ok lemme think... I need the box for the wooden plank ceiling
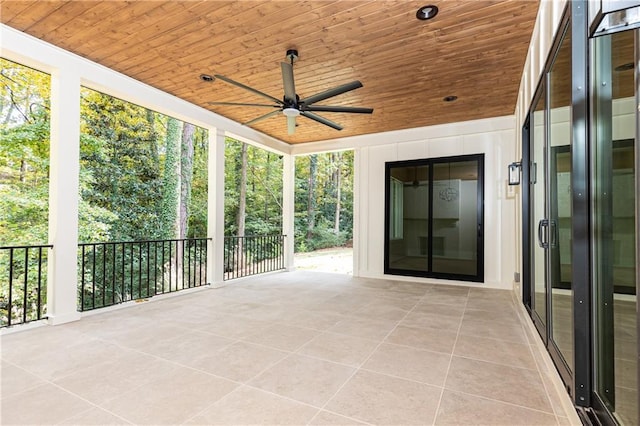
[1,1,540,144]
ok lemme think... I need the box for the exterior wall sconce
[589,0,640,37]
[508,161,522,186]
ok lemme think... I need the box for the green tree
[0,58,51,246]
[158,117,181,240]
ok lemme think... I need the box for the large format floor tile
[249,353,355,406]
[326,369,442,425]
[0,271,575,425]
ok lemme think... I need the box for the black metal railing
[1,244,52,328]
[78,238,209,312]
[223,235,285,280]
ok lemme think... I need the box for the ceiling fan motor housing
[286,49,299,62]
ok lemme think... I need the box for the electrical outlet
[514,272,521,283]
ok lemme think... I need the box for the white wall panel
[354,117,516,289]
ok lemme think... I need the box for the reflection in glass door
[592,28,638,425]
[527,18,574,386]
[384,155,484,282]
[530,83,547,337]
[548,23,574,374]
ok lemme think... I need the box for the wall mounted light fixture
[508,161,522,186]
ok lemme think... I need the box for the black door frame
[383,153,485,283]
[523,2,639,422]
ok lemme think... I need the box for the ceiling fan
[209,49,373,135]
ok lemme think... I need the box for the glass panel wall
[592,29,638,426]
[385,155,483,282]
[549,22,574,373]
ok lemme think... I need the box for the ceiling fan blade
[301,81,363,106]
[244,110,281,126]
[301,111,343,131]
[208,101,280,108]
[302,105,373,114]
[281,62,296,102]
[214,74,283,105]
[287,115,296,135]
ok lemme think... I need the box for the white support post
[208,128,226,287]
[46,69,82,325]
[352,148,361,277]
[282,153,296,271]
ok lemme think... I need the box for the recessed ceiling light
[417,5,438,21]
[200,74,215,82]
[614,62,635,72]
[443,95,458,102]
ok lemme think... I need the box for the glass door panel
[531,82,547,335]
[592,29,638,426]
[387,165,430,273]
[549,23,574,372]
[431,160,479,276]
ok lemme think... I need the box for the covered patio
[0,0,591,424]
[3,270,573,425]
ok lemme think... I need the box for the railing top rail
[224,234,286,238]
[0,244,53,250]
[78,237,212,246]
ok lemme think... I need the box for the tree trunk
[264,152,271,222]
[236,142,248,271]
[19,159,27,183]
[160,117,181,240]
[179,122,195,239]
[146,109,159,162]
[306,154,317,243]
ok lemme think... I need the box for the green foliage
[187,127,209,238]
[294,151,353,252]
[224,139,283,236]
[0,58,51,246]
[158,117,181,239]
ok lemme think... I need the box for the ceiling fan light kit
[209,49,373,135]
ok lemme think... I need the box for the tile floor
[1,271,578,425]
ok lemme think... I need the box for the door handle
[549,219,557,248]
[537,219,549,249]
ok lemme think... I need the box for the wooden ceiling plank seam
[1,0,69,30]
[93,2,226,62]
[17,1,112,40]
[1,1,39,25]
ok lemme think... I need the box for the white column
[208,128,226,286]
[46,69,82,325]
[352,148,361,277]
[282,153,296,271]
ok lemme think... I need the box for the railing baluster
[112,244,116,305]
[22,248,29,323]
[37,247,43,320]
[102,243,106,308]
[146,241,150,298]
[80,245,86,311]
[91,245,96,310]
[121,243,125,303]
[7,248,13,327]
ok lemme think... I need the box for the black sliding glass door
[384,154,484,282]
[591,28,638,426]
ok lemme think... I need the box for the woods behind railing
[78,238,209,311]
[223,235,285,280]
[0,244,52,328]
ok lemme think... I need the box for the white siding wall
[351,117,517,289]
